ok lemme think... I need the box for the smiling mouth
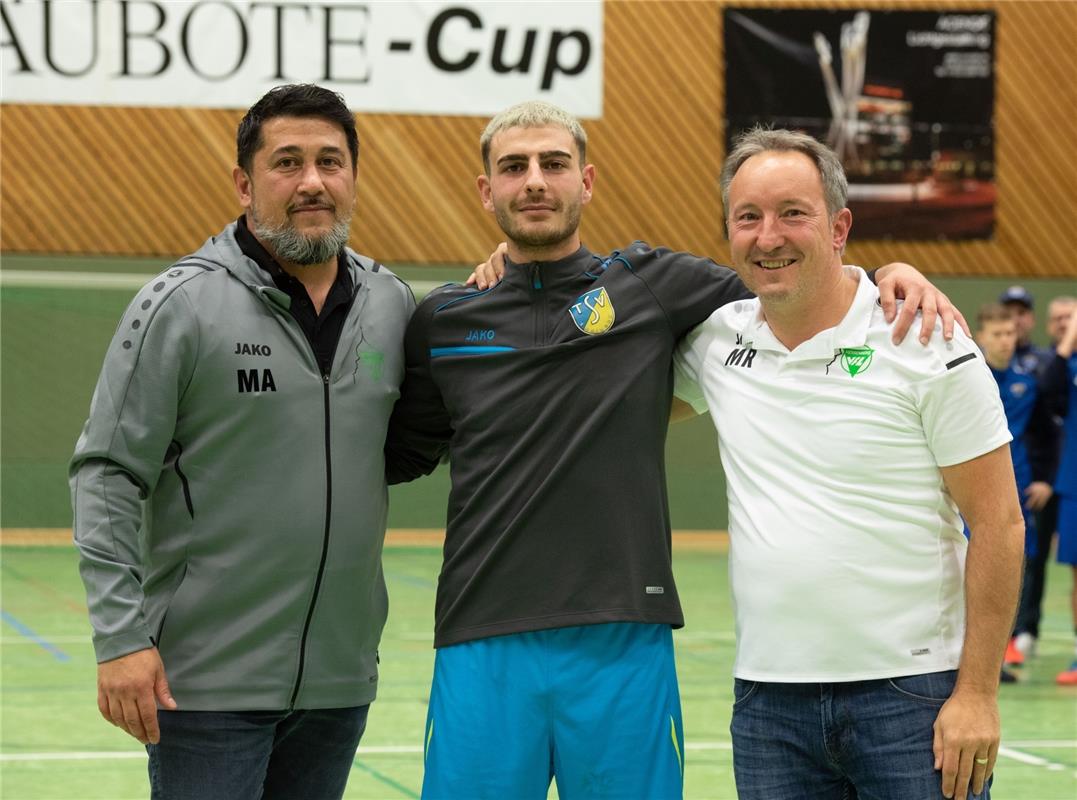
[756,258,796,270]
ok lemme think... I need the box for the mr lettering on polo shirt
[725,334,758,368]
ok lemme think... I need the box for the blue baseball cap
[999,285,1034,309]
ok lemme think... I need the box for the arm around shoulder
[384,294,452,484]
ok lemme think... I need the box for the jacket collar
[501,245,601,291]
[195,221,367,305]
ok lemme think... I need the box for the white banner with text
[0,0,603,117]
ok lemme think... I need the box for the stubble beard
[252,205,352,267]
[495,197,582,253]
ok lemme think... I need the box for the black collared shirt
[234,216,355,375]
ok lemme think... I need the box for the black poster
[724,9,995,239]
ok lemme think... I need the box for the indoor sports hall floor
[2,256,1075,798]
[2,538,1076,799]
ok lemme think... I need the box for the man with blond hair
[386,102,963,799]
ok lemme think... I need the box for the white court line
[5,741,1074,763]
[0,746,424,762]
[11,631,1073,645]
[0,270,151,290]
[0,270,444,297]
[997,745,1073,772]
[1006,741,1077,749]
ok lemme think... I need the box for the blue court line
[352,756,420,798]
[1,610,71,662]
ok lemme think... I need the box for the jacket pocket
[152,562,189,651]
[170,439,195,519]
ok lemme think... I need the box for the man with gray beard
[70,84,413,800]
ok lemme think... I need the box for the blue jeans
[146,706,368,800]
[730,671,990,800]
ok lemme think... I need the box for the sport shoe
[1004,637,1025,667]
[1000,668,1018,684]
[1057,661,1077,686]
[1014,632,1037,658]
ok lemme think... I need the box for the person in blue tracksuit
[1013,296,1075,658]
[974,303,1057,558]
[1049,305,1077,684]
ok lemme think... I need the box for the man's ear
[832,207,852,253]
[233,166,253,210]
[580,163,596,206]
[477,173,494,212]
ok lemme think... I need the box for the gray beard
[253,217,351,267]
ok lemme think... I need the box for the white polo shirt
[674,268,1010,682]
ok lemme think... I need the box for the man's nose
[523,160,547,193]
[296,162,326,195]
[756,215,785,251]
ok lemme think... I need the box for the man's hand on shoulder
[97,647,177,744]
[465,242,508,290]
[874,262,970,346]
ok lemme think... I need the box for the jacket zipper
[287,288,352,708]
[530,263,543,345]
[289,371,334,708]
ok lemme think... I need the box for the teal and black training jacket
[386,243,751,648]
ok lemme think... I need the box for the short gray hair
[720,127,848,219]
[480,101,587,174]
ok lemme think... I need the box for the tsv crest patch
[569,287,616,335]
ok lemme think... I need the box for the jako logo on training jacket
[569,287,615,335]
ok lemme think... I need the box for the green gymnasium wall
[1,254,1072,532]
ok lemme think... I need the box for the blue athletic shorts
[1057,494,1077,565]
[420,622,685,800]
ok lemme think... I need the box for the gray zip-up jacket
[70,223,413,710]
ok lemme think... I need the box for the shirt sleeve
[69,281,199,663]
[912,336,1012,468]
[618,242,753,338]
[673,323,712,415]
[384,294,453,484]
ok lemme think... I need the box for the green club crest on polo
[840,346,874,377]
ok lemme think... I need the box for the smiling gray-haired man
[675,127,1023,800]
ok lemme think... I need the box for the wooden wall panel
[1,0,1075,277]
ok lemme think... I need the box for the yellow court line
[1,528,729,551]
